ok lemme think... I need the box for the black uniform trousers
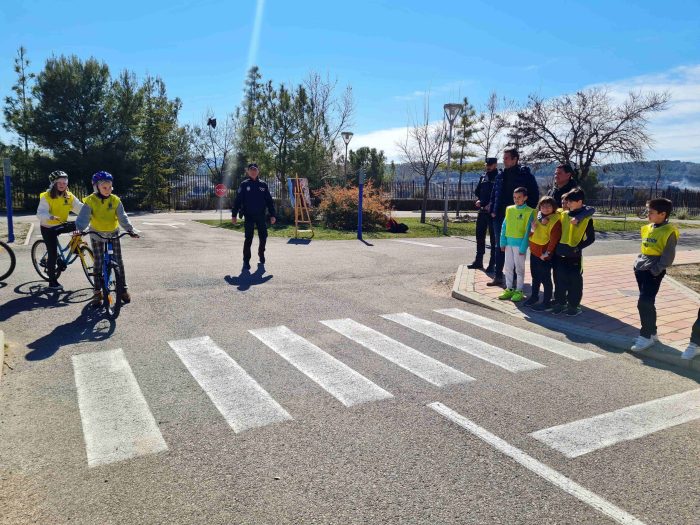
[530,254,553,304]
[553,256,583,308]
[634,269,666,338]
[475,211,496,266]
[493,216,505,277]
[243,212,268,262]
[691,308,700,345]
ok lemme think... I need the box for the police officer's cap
[486,157,498,165]
[247,163,259,170]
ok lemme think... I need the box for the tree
[3,46,35,189]
[451,97,479,216]
[349,147,386,185]
[236,66,268,185]
[510,88,671,180]
[191,112,238,185]
[396,97,448,223]
[473,91,510,159]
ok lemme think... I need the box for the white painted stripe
[249,326,393,407]
[168,336,292,433]
[72,349,167,467]
[531,388,700,458]
[381,313,544,372]
[393,239,443,248]
[321,318,474,387]
[436,308,602,361]
[429,402,646,525]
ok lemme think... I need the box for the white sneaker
[681,343,698,360]
[631,336,656,352]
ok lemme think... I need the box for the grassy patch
[196,216,700,241]
[0,222,32,243]
[667,263,700,294]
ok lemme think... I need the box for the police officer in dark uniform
[468,157,499,272]
[232,163,277,269]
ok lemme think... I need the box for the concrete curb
[452,264,700,373]
[23,222,34,245]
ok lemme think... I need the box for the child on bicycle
[76,171,138,305]
[36,170,84,291]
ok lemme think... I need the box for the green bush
[315,182,391,231]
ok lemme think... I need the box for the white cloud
[350,126,411,161]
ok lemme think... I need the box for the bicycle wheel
[31,240,63,281]
[0,241,16,281]
[79,245,96,287]
[103,263,124,319]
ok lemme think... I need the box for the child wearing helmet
[75,171,138,305]
[36,170,84,291]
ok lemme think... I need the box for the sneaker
[566,306,583,316]
[531,302,552,312]
[486,276,504,287]
[91,290,103,306]
[524,295,539,307]
[511,290,525,302]
[467,260,484,270]
[47,281,63,291]
[681,342,698,360]
[551,303,566,315]
[631,335,656,352]
[498,288,515,300]
[121,291,131,304]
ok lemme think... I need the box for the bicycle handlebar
[84,231,139,240]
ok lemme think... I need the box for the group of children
[37,170,137,304]
[492,186,699,359]
[497,185,594,317]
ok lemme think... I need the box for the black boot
[467,257,484,270]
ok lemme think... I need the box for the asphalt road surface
[1,213,698,525]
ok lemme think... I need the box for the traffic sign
[214,184,227,197]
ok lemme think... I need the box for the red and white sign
[214,184,227,197]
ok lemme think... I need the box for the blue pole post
[3,159,14,243]
[357,169,364,241]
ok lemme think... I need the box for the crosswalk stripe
[435,308,602,361]
[429,402,646,525]
[321,318,474,387]
[249,326,393,407]
[392,240,443,247]
[530,388,700,458]
[168,336,292,433]
[72,349,168,467]
[381,313,545,372]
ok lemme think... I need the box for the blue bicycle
[86,231,138,318]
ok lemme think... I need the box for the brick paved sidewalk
[453,250,700,372]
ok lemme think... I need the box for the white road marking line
[72,349,168,468]
[429,402,646,525]
[321,318,474,387]
[435,308,602,361]
[168,336,292,433]
[392,240,443,248]
[249,326,393,407]
[381,313,544,372]
[530,388,700,458]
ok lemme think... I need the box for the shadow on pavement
[359,239,374,247]
[224,264,273,291]
[0,281,82,322]
[287,239,311,245]
[25,300,116,361]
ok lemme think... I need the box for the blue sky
[2,0,699,161]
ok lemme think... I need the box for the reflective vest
[530,211,561,245]
[559,211,591,247]
[640,223,679,256]
[504,205,534,239]
[83,193,121,232]
[39,191,77,225]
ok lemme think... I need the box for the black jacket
[489,165,540,217]
[547,178,579,208]
[232,178,276,218]
[475,169,498,211]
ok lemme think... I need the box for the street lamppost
[341,131,353,181]
[443,103,463,235]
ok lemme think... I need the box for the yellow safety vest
[83,193,121,232]
[640,223,679,256]
[40,191,77,225]
[530,211,561,246]
[559,211,591,247]
[504,205,535,239]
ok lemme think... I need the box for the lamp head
[341,131,354,145]
[443,103,463,124]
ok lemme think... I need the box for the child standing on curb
[498,187,535,303]
[631,198,678,352]
[526,196,561,311]
[551,187,595,316]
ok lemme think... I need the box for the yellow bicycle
[31,224,95,286]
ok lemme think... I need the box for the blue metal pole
[357,182,363,240]
[3,159,14,243]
